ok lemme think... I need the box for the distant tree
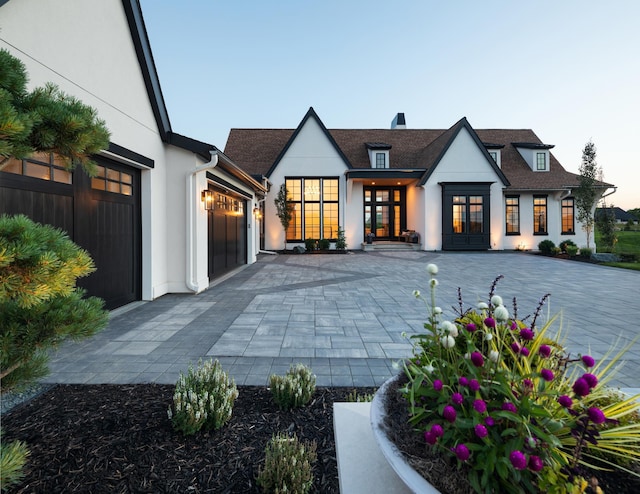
[0,49,110,175]
[596,203,617,252]
[628,208,640,223]
[274,183,294,251]
[574,140,600,250]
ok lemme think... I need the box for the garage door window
[91,165,133,195]
[1,152,72,184]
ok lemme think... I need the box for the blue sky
[140,0,639,209]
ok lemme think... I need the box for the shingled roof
[224,112,612,192]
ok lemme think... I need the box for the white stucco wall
[265,116,349,251]
[422,127,506,250]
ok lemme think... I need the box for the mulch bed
[3,382,640,493]
[2,384,374,493]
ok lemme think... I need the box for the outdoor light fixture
[253,206,262,219]
[201,190,214,210]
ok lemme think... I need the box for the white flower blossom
[427,263,439,275]
[485,333,493,341]
[433,306,442,314]
[441,320,458,338]
[491,295,503,307]
[494,305,509,321]
[441,335,456,348]
[489,350,500,362]
[477,302,489,310]
[430,279,439,287]
[412,289,421,298]
[424,363,435,374]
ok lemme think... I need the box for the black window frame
[533,195,548,235]
[375,152,386,169]
[505,195,520,235]
[561,197,575,235]
[536,152,547,171]
[284,177,339,242]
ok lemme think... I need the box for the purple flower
[582,355,596,368]
[510,321,518,331]
[523,379,533,389]
[520,347,530,357]
[470,351,484,367]
[528,455,544,472]
[452,443,470,461]
[539,345,551,358]
[424,430,437,445]
[510,450,527,470]
[474,424,488,438]
[466,322,477,332]
[459,376,468,386]
[502,402,517,413]
[430,424,444,438]
[511,342,521,353]
[540,369,554,382]
[520,328,534,340]
[558,395,573,408]
[443,405,457,423]
[433,379,443,391]
[485,416,495,427]
[587,407,606,424]
[473,399,487,413]
[452,392,464,405]
[572,377,591,397]
[583,373,598,389]
[484,317,496,328]
[468,379,480,392]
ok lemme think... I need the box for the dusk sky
[140,0,639,209]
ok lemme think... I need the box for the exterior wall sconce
[201,190,214,210]
[253,206,262,219]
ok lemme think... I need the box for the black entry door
[442,183,490,250]
[364,186,405,240]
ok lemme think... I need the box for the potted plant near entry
[366,232,375,244]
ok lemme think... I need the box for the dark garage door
[207,188,247,280]
[0,153,141,309]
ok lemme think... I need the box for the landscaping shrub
[335,227,347,250]
[317,238,330,250]
[0,215,108,392]
[168,358,238,435]
[580,247,593,259]
[566,245,579,257]
[304,238,317,251]
[257,432,317,494]
[559,239,577,253]
[269,364,316,410]
[537,239,556,255]
[0,430,29,492]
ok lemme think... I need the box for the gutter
[186,150,219,293]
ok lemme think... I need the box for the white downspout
[186,151,219,292]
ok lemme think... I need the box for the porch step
[362,241,421,252]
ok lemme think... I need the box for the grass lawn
[595,228,640,270]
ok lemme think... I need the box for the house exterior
[224,108,614,252]
[596,207,638,224]
[0,0,266,309]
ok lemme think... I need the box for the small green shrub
[335,227,347,250]
[0,430,29,492]
[317,238,330,250]
[346,389,375,402]
[257,433,317,494]
[566,245,579,257]
[168,358,238,435]
[559,239,577,253]
[304,238,317,251]
[580,247,593,259]
[538,239,556,255]
[269,364,316,410]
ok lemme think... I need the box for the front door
[441,183,491,250]
[364,186,405,240]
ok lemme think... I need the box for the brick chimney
[391,113,406,129]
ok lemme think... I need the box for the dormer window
[483,143,504,168]
[366,142,391,169]
[513,142,554,172]
[536,152,547,171]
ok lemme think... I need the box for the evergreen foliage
[597,204,618,251]
[0,429,29,492]
[0,215,109,391]
[274,183,294,250]
[575,141,600,250]
[0,49,110,175]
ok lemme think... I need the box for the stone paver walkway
[44,251,640,388]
